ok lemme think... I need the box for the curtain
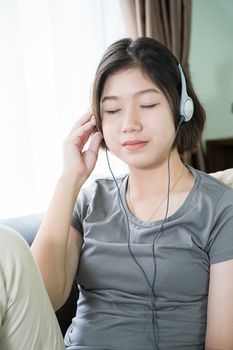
[120,0,206,171]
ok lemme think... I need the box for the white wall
[190,0,233,141]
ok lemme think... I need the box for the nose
[121,107,142,133]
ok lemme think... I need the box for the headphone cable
[105,116,184,350]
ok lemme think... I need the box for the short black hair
[92,37,205,155]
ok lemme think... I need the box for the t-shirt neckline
[119,165,200,228]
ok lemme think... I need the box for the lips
[122,140,147,146]
[122,140,148,150]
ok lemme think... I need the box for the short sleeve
[207,188,233,264]
[71,186,91,235]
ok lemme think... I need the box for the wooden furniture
[206,138,233,172]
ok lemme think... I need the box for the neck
[127,151,186,198]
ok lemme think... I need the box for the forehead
[101,67,161,98]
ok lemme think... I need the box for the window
[0,0,127,218]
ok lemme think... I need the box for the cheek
[150,110,175,135]
[102,117,119,136]
[144,118,171,136]
[102,122,115,149]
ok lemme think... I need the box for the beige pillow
[210,169,233,188]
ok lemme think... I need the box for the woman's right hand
[62,109,103,183]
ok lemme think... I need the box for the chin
[109,147,168,169]
[122,156,165,170]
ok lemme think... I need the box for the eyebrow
[101,88,160,104]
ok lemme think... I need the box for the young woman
[31,37,233,350]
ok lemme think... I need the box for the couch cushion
[0,213,44,246]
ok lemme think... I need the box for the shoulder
[80,173,128,203]
[192,167,233,204]
[190,168,233,195]
[194,167,230,189]
[72,174,128,231]
[189,168,233,263]
[210,168,233,188]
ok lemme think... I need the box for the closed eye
[105,109,121,114]
[140,104,158,108]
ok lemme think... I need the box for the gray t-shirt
[64,167,233,350]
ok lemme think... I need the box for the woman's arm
[31,110,103,311]
[31,175,83,311]
[205,259,233,349]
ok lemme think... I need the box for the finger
[68,120,97,150]
[69,109,94,135]
[70,117,96,139]
[75,118,96,139]
[87,132,103,155]
[82,132,103,171]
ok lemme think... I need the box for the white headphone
[178,63,194,122]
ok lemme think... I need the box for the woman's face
[100,67,177,170]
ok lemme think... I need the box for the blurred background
[0,0,233,218]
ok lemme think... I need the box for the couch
[0,213,77,336]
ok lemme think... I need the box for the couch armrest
[0,213,44,245]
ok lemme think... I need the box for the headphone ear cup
[183,98,194,122]
[178,64,194,122]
